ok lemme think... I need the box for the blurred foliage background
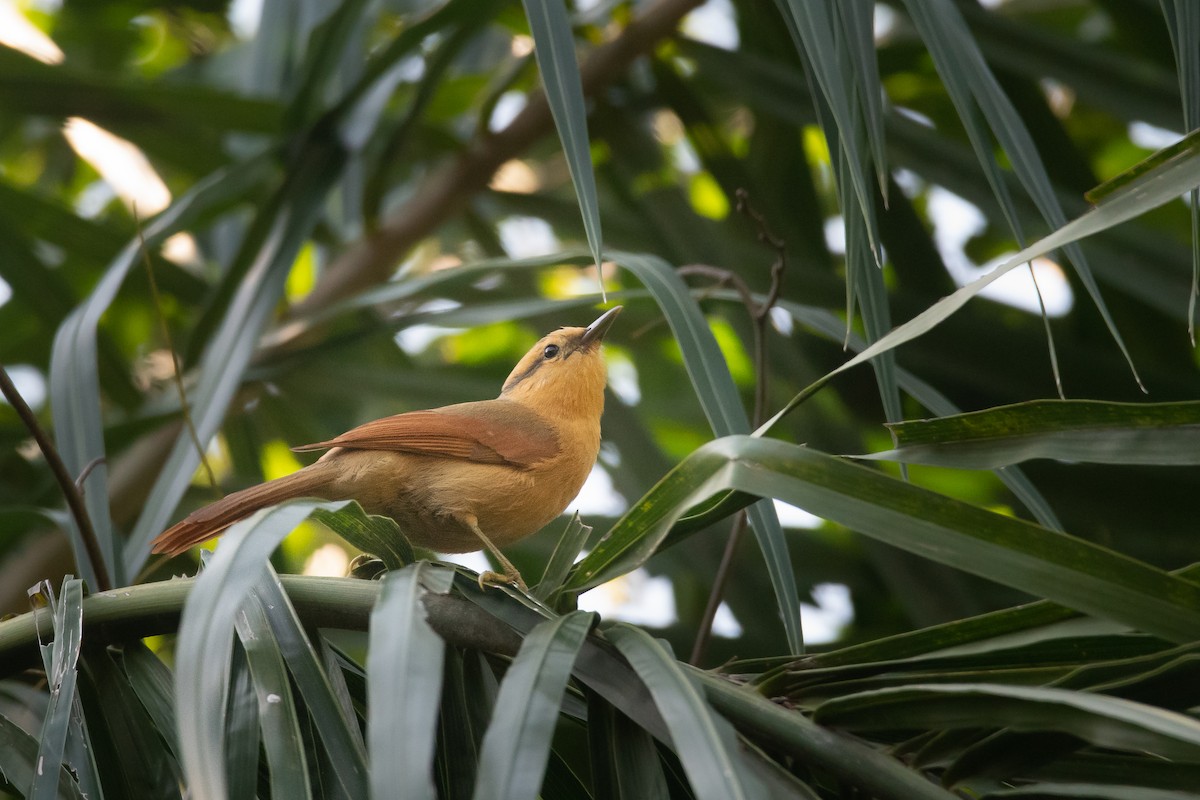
[3,0,1200,796]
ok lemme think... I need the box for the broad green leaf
[473,610,595,800]
[522,0,605,293]
[234,592,312,800]
[567,435,1200,643]
[867,399,1200,468]
[815,683,1200,761]
[606,624,760,800]
[30,578,84,800]
[367,563,454,800]
[174,500,349,800]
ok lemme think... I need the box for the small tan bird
[151,306,621,589]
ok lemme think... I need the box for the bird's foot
[477,569,528,593]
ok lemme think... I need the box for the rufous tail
[150,465,335,556]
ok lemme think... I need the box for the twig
[688,190,786,666]
[135,209,219,496]
[74,456,106,494]
[0,364,112,592]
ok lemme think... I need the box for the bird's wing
[291,400,560,469]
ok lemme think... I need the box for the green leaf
[611,250,803,655]
[535,512,592,603]
[763,131,1200,433]
[117,642,181,758]
[473,610,595,800]
[984,783,1198,799]
[866,399,1200,468]
[815,683,1200,761]
[0,713,86,800]
[234,592,312,800]
[367,562,454,800]
[173,500,349,799]
[124,149,346,574]
[30,578,84,800]
[774,0,881,259]
[50,155,271,588]
[312,501,414,571]
[902,0,1131,392]
[586,689,669,799]
[567,435,1200,643]
[252,567,369,798]
[606,624,760,800]
[522,0,605,292]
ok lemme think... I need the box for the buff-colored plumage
[150,307,620,588]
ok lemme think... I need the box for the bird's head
[500,306,621,414]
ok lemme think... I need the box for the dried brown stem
[0,364,112,592]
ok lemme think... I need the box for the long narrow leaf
[815,683,1200,761]
[235,592,312,800]
[125,151,346,574]
[567,435,1200,643]
[522,0,605,290]
[866,399,1200,468]
[50,157,271,588]
[606,624,759,800]
[473,610,595,800]
[904,0,1136,389]
[763,135,1200,433]
[612,250,803,654]
[691,667,957,800]
[253,567,370,798]
[367,562,454,800]
[30,578,84,800]
[0,714,86,800]
[173,499,348,799]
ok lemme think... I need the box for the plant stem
[0,364,112,592]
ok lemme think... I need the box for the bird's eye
[543,344,560,359]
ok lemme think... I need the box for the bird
[151,306,621,590]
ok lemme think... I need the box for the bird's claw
[478,569,528,593]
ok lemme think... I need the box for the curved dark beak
[579,306,622,348]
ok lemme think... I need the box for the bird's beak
[579,306,622,349]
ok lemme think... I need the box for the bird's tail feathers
[150,466,333,556]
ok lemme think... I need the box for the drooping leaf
[473,610,595,800]
[367,562,454,800]
[866,399,1200,468]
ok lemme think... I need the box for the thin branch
[74,456,106,494]
[135,209,219,496]
[0,364,112,592]
[688,190,787,666]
